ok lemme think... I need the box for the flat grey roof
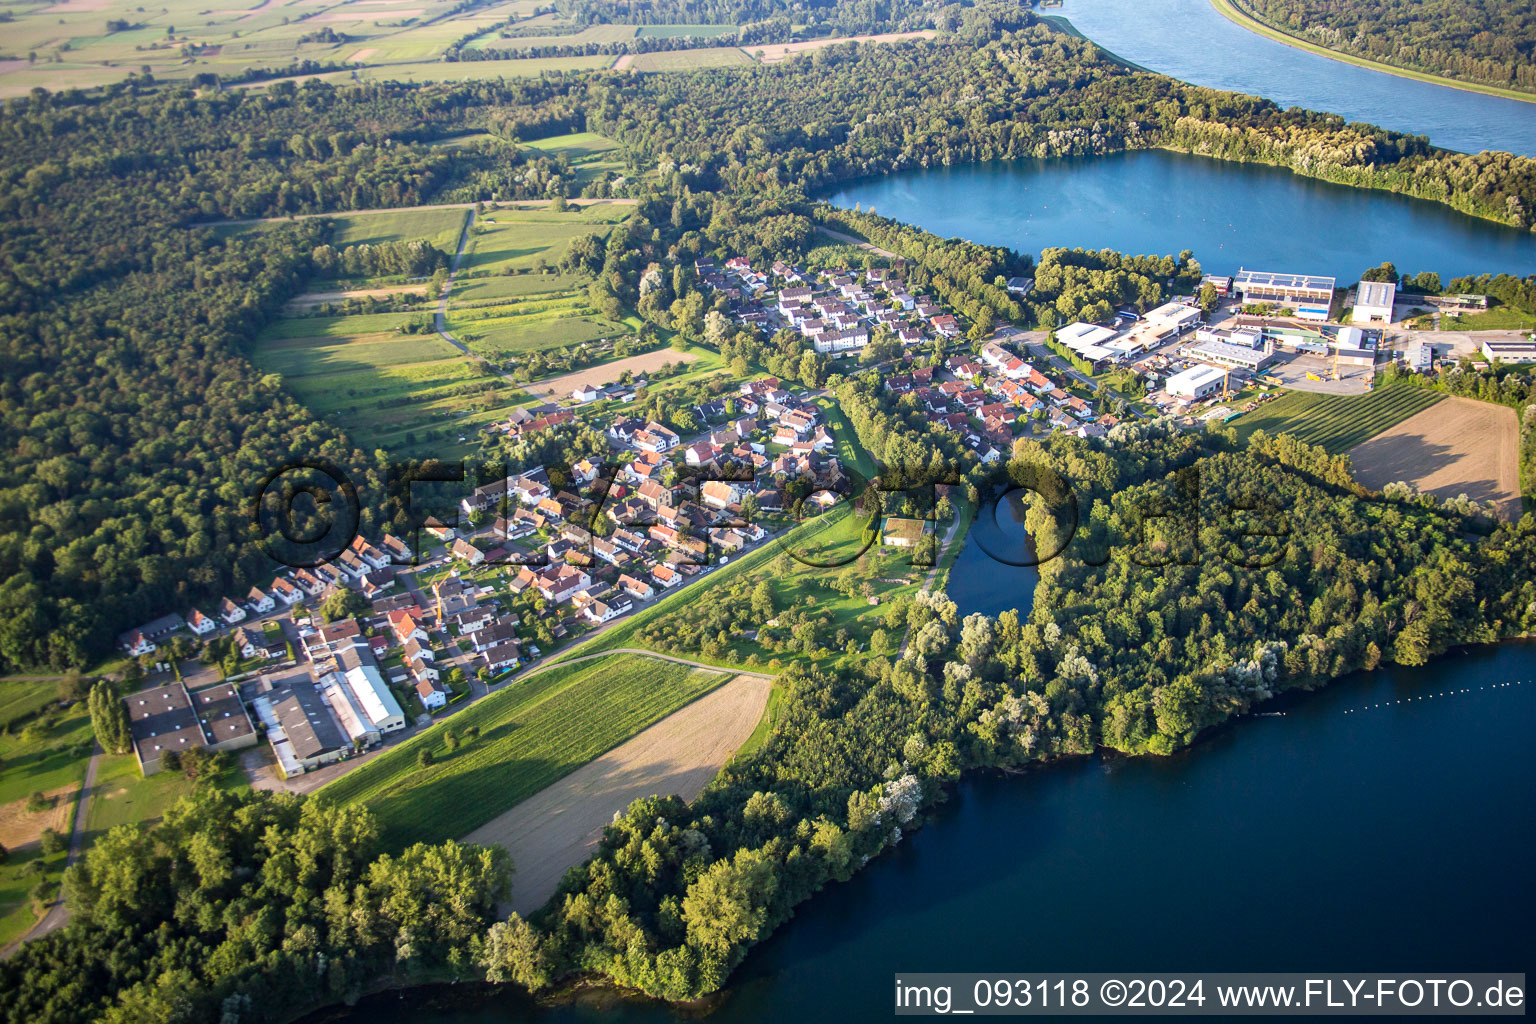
[273,686,346,761]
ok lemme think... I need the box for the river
[1049,0,1536,158]
[325,642,1536,1023]
[826,151,1536,284]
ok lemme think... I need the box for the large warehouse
[1233,269,1336,321]
[1352,281,1397,324]
[1189,340,1276,371]
[1481,337,1536,364]
[1165,364,1229,399]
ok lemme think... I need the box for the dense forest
[1231,0,1536,95]
[0,791,509,1023]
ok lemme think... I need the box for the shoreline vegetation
[1206,0,1536,106]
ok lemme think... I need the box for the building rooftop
[1234,269,1336,292]
[273,686,346,762]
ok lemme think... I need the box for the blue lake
[826,150,1536,283]
[1051,0,1536,157]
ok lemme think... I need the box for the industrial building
[1332,326,1377,368]
[1352,281,1397,324]
[124,681,258,777]
[1165,364,1229,400]
[1196,326,1263,349]
[1233,269,1335,322]
[1481,338,1536,364]
[253,683,349,776]
[1055,321,1119,366]
[331,643,407,734]
[1403,342,1433,373]
[1189,340,1276,371]
[1144,301,1202,332]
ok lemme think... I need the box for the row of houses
[119,534,415,656]
[699,257,964,354]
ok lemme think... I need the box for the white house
[416,677,449,712]
[271,578,303,606]
[218,598,247,626]
[187,610,216,636]
[247,587,276,614]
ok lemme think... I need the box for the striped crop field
[1234,384,1444,454]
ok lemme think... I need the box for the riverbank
[1206,0,1536,106]
[1037,15,1152,74]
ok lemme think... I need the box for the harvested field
[749,30,936,62]
[524,347,700,398]
[1348,396,1522,519]
[465,673,772,915]
[347,48,378,62]
[0,784,77,852]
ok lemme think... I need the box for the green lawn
[1439,306,1536,332]
[257,311,427,342]
[0,699,93,808]
[814,396,879,479]
[0,679,65,734]
[316,655,731,849]
[82,753,249,845]
[460,205,630,276]
[1233,384,1444,454]
[329,207,469,252]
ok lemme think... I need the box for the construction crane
[1332,344,1341,381]
[1222,366,1232,402]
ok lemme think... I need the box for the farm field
[635,24,740,38]
[441,203,633,358]
[523,346,702,399]
[623,47,752,72]
[1347,396,1522,519]
[1232,384,1443,454]
[459,203,630,276]
[250,312,530,456]
[747,30,938,62]
[316,655,733,850]
[328,207,469,251]
[446,289,624,357]
[465,672,771,915]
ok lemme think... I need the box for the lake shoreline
[305,635,1535,1022]
[1205,0,1536,106]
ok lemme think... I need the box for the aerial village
[109,250,1530,784]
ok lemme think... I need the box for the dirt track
[464,673,771,915]
[524,348,700,399]
[1348,396,1522,519]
